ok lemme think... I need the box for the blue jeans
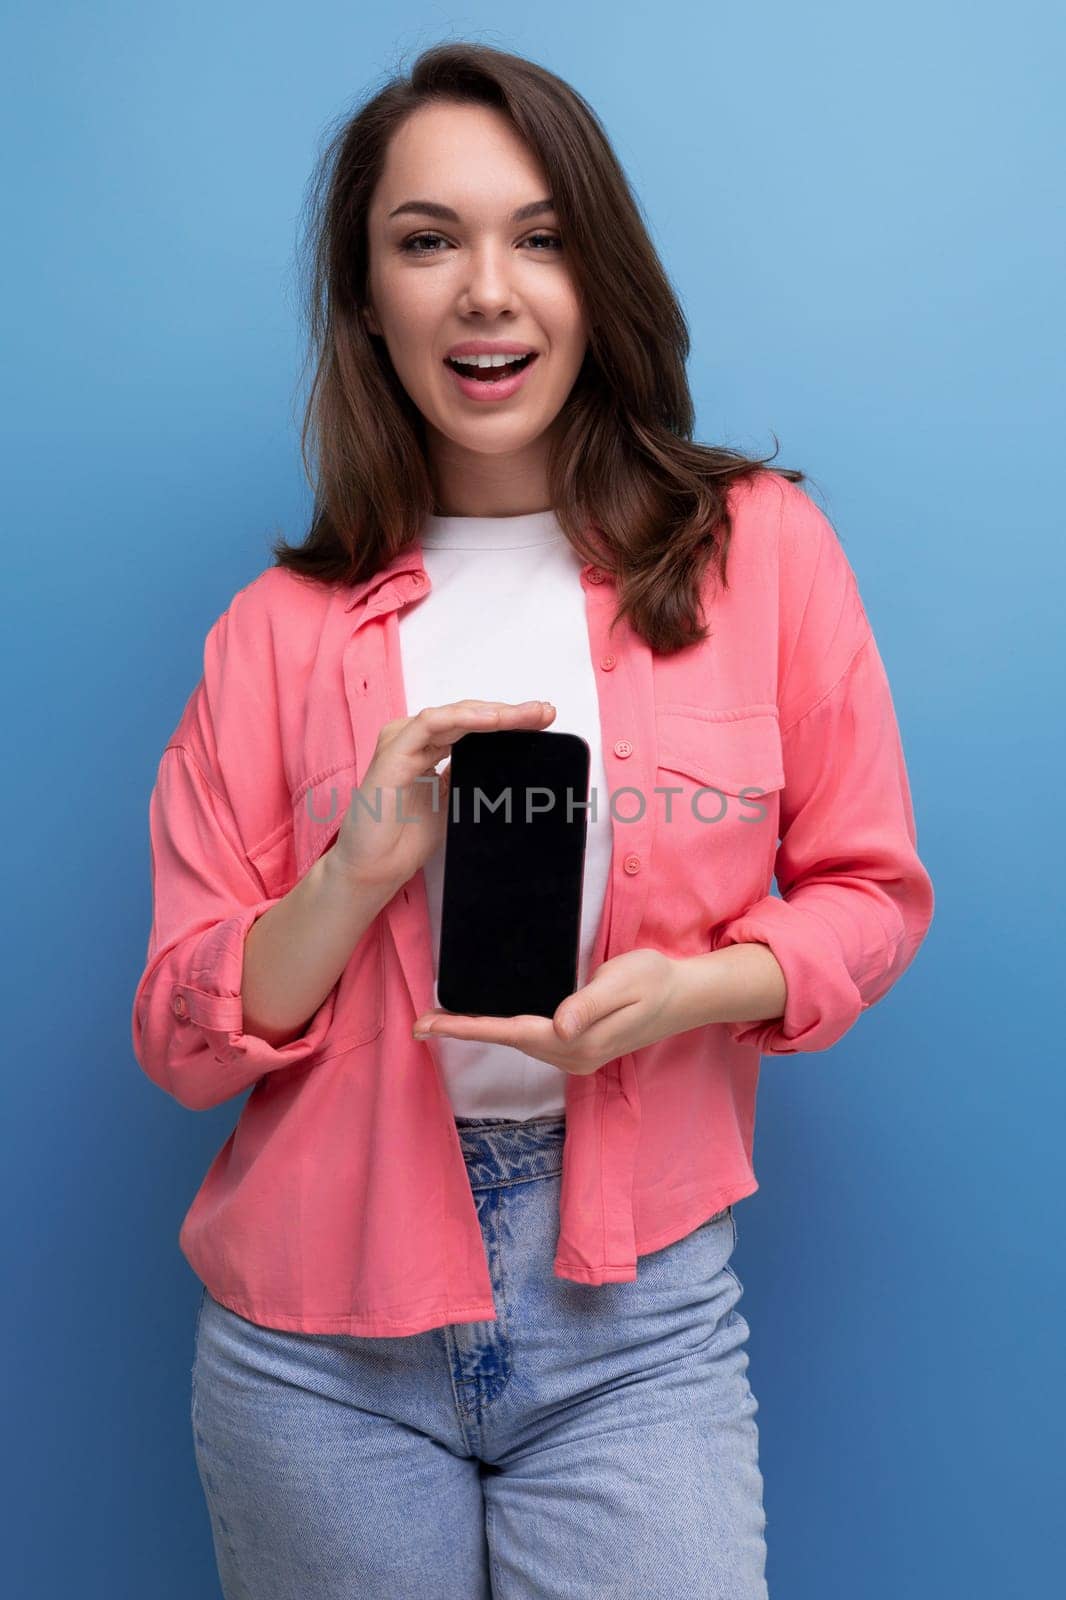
[191,1114,769,1597]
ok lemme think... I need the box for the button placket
[580,557,655,970]
[570,552,656,1278]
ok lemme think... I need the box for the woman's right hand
[326,699,557,894]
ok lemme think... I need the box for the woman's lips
[443,353,540,402]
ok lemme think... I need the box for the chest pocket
[292,761,360,880]
[247,815,299,900]
[245,763,385,1060]
[652,705,785,927]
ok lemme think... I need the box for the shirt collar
[342,541,429,612]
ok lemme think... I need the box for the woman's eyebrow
[387,197,556,223]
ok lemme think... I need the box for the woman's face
[363,101,588,513]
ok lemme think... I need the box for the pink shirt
[131,471,934,1336]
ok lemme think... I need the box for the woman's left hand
[412,949,694,1076]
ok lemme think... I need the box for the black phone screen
[437,728,590,1018]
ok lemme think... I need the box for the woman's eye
[400,231,563,255]
[401,232,447,255]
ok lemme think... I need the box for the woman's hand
[327,697,556,894]
[412,949,694,1075]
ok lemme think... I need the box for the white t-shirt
[397,507,612,1120]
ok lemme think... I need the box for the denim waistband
[453,1115,567,1191]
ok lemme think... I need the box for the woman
[132,42,934,1600]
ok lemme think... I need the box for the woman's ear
[361,302,381,338]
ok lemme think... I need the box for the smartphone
[437,728,590,1018]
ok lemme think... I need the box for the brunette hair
[273,40,806,654]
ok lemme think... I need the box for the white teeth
[449,352,530,368]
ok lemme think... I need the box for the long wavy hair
[273,40,806,654]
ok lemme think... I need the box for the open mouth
[444,353,537,382]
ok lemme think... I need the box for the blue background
[4,2,1062,1594]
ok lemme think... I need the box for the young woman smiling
[134,40,934,1600]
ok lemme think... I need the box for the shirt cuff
[709,893,875,1054]
[175,897,341,1069]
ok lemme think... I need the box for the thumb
[554,986,601,1041]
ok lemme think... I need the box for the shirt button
[600,654,617,670]
[613,739,633,758]
[172,994,187,1017]
[623,854,642,874]
[586,566,606,584]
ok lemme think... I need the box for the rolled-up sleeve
[131,742,339,1110]
[709,483,935,1053]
